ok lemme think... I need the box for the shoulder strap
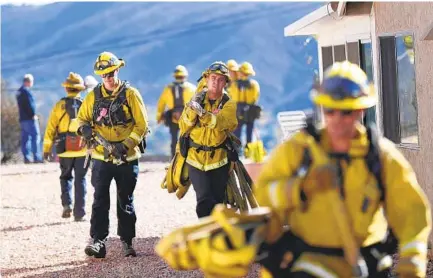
[119,81,134,122]
[56,98,69,135]
[218,93,230,110]
[171,82,184,107]
[93,84,103,100]
[365,124,385,201]
[57,97,68,123]
[305,115,321,143]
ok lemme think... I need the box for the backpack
[55,97,83,154]
[298,117,398,252]
[163,83,186,126]
[93,81,148,153]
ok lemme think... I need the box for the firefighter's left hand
[395,255,427,278]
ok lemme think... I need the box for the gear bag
[93,81,147,153]
[235,79,262,123]
[55,97,84,154]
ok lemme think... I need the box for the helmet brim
[62,82,85,91]
[94,59,125,75]
[311,92,376,110]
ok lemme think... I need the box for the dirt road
[0,162,256,278]
[1,162,431,278]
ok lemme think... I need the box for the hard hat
[23,73,34,82]
[173,65,188,78]
[207,61,230,82]
[403,35,413,49]
[239,62,255,76]
[226,59,239,71]
[61,72,85,91]
[84,75,98,89]
[93,51,125,75]
[310,61,376,110]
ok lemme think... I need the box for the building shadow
[1,221,70,232]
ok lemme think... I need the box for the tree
[1,78,22,163]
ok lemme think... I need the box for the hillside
[1,2,320,154]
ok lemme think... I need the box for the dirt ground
[1,162,432,278]
[0,162,260,278]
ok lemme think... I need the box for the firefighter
[42,72,89,221]
[178,61,237,218]
[231,62,261,149]
[156,65,196,158]
[156,61,431,278]
[77,51,149,258]
[226,59,239,96]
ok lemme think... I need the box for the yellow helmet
[93,51,125,75]
[403,35,413,49]
[226,59,239,71]
[173,65,188,78]
[61,72,85,91]
[310,61,376,110]
[207,61,230,82]
[239,62,255,76]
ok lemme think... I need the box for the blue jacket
[16,86,36,121]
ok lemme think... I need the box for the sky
[0,0,324,6]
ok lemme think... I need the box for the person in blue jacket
[16,74,43,163]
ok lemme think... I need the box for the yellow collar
[319,123,369,157]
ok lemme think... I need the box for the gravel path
[1,162,246,278]
[1,162,431,278]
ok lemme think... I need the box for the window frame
[378,30,420,149]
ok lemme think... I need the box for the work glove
[198,112,214,127]
[78,125,93,141]
[395,254,427,278]
[188,100,206,117]
[112,142,128,161]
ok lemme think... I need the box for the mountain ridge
[1,2,321,154]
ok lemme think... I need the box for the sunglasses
[318,77,368,100]
[101,71,116,78]
[323,108,354,116]
[209,63,229,74]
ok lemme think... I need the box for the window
[379,33,419,145]
[320,41,377,126]
[359,41,376,125]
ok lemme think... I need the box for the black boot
[85,239,106,258]
[121,239,137,257]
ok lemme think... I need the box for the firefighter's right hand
[79,125,93,141]
[188,101,206,117]
[112,143,128,160]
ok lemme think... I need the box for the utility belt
[179,135,240,162]
[164,106,184,126]
[55,132,84,154]
[258,231,395,277]
[236,102,262,123]
[189,140,226,159]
